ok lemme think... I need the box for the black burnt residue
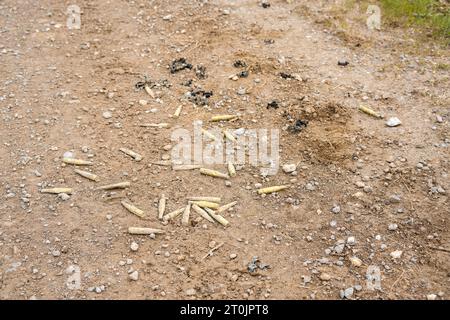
[267,100,279,109]
[170,58,193,73]
[188,89,213,106]
[288,119,308,133]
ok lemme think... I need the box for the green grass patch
[379,0,449,43]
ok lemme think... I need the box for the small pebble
[390,250,403,259]
[129,271,139,281]
[130,242,139,252]
[386,117,401,127]
[186,288,196,296]
[102,111,112,119]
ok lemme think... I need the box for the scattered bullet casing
[121,201,145,218]
[119,147,143,161]
[257,185,289,194]
[191,201,220,209]
[158,194,166,220]
[41,188,73,194]
[217,201,237,213]
[358,105,382,118]
[204,207,229,227]
[227,162,236,177]
[97,182,130,190]
[182,203,191,226]
[74,169,99,182]
[211,115,238,122]
[63,158,93,166]
[223,130,236,142]
[172,164,201,171]
[187,196,221,203]
[174,105,182,117]
[128,227,165,235]
[153,161,172,166]
[202,128,217,141]
[191,203,216,223]
[163,207,185,221]
[139,123,170,128]
[199,168,229,179]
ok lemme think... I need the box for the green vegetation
[379,0,449,43]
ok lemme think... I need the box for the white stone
[130,242,139,252]
[386,117,401,127]
[186,288,196,296]
[102,111,112,119]
[427,294,437,300]
[63,151,74,158]
[346,236,356,245]
[390,250,403,259]
[129,271,139,281]
[282,164,296,173]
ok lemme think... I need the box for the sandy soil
[0,0,449,300]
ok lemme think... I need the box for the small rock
[390,250,403,259]
[229,253,237,259]
[319,273,331,281]
[52,250,61,257]
[282,164,296,173]
[331,205,341,214]
[388,223,398,231]
[346,236,356,245]
[386,117,401,127]
[102,111,112,119]
[237,87,246,95]
[390,194,401,203]
[349,256,362,267]
[129,271,139,281]
[426,294,437,300]
[334,242,346,254]
[63,151,74,159]
[130,242,139,252]
[340,287,354,299]
[186,288,196,296]
[58,193,70,201]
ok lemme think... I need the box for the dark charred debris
[261,1,271,9]
[233,60,247,68]
[267,100,279,109]
[279,72,295,79]
[187,89,213,106]
[170,58,193,73]
[238,70,249,78]
[247,256,270,273]
[288,119,308,133]
[232,60,250,78]
[135,76,170,91]
[283,111,308,133]
[195,65,207,79]
[182,79,193,87]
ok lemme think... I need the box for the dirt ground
[0,0,449,300]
